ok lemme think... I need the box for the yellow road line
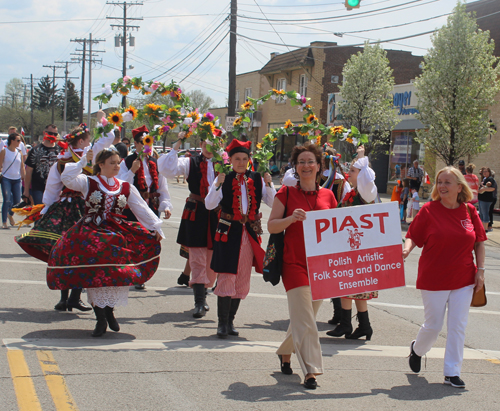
[488,359,500,365]
[37,350,79,411]
[7,350,43,411]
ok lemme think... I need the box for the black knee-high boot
[328,298,342,325]
[193,284,207,318]
[346,310,373,340]
[326,308,352,337]
[54,290,69,311]
[104,306,120,332]
[228,298,241,336]
[67,288,92,312]
[92,306,107,337]
[217,296,231,338]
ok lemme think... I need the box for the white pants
[276,286,323,377]
[413,285,474,377]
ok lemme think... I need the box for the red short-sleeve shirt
[276,185,337,292]
[405,201,487,291]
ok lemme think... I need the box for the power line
[237,0,440,25]
[0,13,225,25]
[180,32,229,83]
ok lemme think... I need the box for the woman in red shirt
[268,144,337,390]
[463,163,479,205]
[403,167,486,389]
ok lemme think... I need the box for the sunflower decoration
[330,125,345,136]
[125,105,138,120]
[306,114,317,124]
[147,103,161,112]
[202,122,216,135]
[142,135,154,147]
[168,107,181,115]
[316,135,322,146]
[119,87,129,96]
[241,101,252,110]
[187,111,200,122]
[256,143,262,150]
[284,119,293,129]
[233,117,243,127]
[108,111,123,126]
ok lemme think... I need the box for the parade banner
[303,202,405,300]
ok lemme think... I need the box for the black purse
[263,187,288,286]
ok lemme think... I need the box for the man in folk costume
[157,131,219,318]
[205,140,276,338]
[118,126,172,289]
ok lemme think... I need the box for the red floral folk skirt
[46,218,161,290]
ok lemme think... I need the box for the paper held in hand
[303,202,405,301]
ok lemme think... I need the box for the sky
[0,0,479,112]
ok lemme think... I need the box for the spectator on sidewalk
[408,159,424,192]
[113,129,128,160]
[458,160,466,176]
[23,124,60,205]
[464,163,479,206]
[478,167,496,232]
[411,187,420,218]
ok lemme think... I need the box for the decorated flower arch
[93,77,367,174]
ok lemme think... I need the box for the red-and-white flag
[21,127,25,137]
[424,172,431,184]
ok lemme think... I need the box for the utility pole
[42,64,65,124]
[54,61,79,133]
[71,38,88,123]
[86,34,105,126]
[107,1,143,138]
[228,0,237,117]
[22,75,41,141]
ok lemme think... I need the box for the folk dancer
[157,132,218,318]
[326,145,378,340]
[16,118,115,311]
[119,125,172,289]
[205,140,276,338]
[47,147,164,337]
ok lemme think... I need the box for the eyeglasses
[45,131,58,137]
[297,161,317,166]
[14,139,21,142]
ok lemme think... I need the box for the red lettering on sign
[339,216,358,232]
[316,219,330,243]
[359,214,374,229]
[373,212,389,234]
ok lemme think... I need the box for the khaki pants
[276,286,323,377]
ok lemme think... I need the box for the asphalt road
[0,180,499,411]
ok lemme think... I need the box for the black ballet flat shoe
[278,355,293,375]
[304,377,317,390]
[134,283,146,290]
[54,300,67,311]
[66,300,92,312]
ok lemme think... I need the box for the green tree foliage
[60,80,80,122]
[4,78,26,109]
[337,42,398,157]
[34,76,59,111]
[415,2,500,166]
[0,105,55,140]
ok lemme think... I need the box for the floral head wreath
[63,123,89,141]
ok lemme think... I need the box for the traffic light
[345,0,361,10]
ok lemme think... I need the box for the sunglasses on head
[45,131,58,137]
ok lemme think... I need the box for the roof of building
[466,0,500,56]
[260,47,314,74]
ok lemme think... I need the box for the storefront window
[388,131,422,182]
